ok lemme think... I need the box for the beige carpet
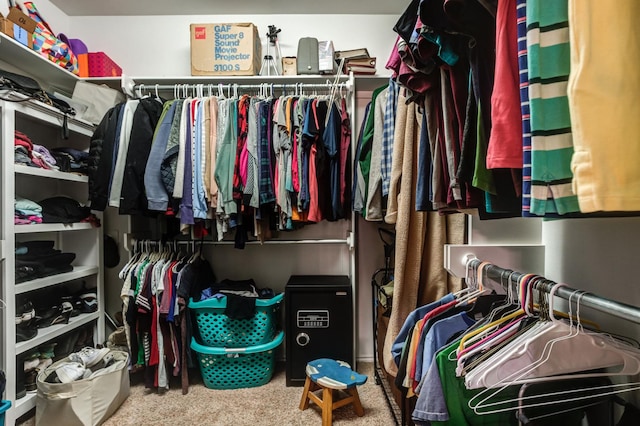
[19,362,396,426]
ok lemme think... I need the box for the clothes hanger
[455,275,529,365]
[456,272,537,353]
[468,286,640,392]
[459,273,544,382]
[474,377,640,417]
[463,279,564,385]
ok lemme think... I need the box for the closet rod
[468,258,640,325]
[175,238,349,245]
[133,82,351,92]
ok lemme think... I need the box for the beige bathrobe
[382,92,465,376]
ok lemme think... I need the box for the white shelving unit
[1,94,104,424]
[0,32,81,96]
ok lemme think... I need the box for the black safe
[285,275,353,386]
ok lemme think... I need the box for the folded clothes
[16,262,74,283]
[15,150,32,165]
[16,248,62,261]
[17,240,55,251]
[51,151,71,172]
[15,242,76,283]
[33,144,57,165]
[16,252,76,267]
[52,147,88,163]
[14,214,42,224]
[14,216,33,225]
[15,197,42,214]
[38,197,90,224]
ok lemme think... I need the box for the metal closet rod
[468,258,640,325]
[133,82,351,92]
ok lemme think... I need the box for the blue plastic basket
[0,400,10,426]
[191,331,284,389]
[189,293,283,348]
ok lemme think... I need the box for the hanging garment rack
[467,257,640,324]
[127,78,354,101]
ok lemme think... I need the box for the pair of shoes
[69,347,111,368]
[55,362,85,383]
[36,301,73,328]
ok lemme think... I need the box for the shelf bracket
[444,244,545,279]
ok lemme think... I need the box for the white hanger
[459,274,543,384]
[469,292,640,415]
[485,288,640,387]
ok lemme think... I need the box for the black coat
[87,102,125,211]
[119,97,164,215]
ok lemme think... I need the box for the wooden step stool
[299,358,367,426]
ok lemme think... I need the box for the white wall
[67,15,398,78]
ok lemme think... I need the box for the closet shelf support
[444,244,545,279]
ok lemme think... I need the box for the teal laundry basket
[191,331,284,389]
[0,400,11,426]
[189,293,283,348]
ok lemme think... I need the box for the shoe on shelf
[38,342,57,359]
[16,321,38,343]
[36,357,53,371]
[61,295,81,317]
[55,362,85,383]
[76,291,98,314]
[24,357,40,371]
[69,347,110,368]
[15,301,35,325]
[24,369,38,392]
[36,302,73,328]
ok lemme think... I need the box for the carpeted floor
[19,361,396,425]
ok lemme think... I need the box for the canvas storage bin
[35,350,129,426]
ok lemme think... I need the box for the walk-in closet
[1,0,640,425]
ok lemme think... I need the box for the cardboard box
[0,8,37,49]
[190,23,261,76]
[88,52,122,77]
[282,57,297,76]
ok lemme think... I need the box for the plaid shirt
[258,100,276,205]
[381,78,399,196]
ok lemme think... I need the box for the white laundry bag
[35,350,129,426]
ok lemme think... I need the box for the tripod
[260,25,282,76]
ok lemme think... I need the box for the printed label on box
[194,26,206,40]
[191,23,261,76]
[212,24,252,73]
[13,24,29,46]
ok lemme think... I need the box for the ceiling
[49,0,404,16]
